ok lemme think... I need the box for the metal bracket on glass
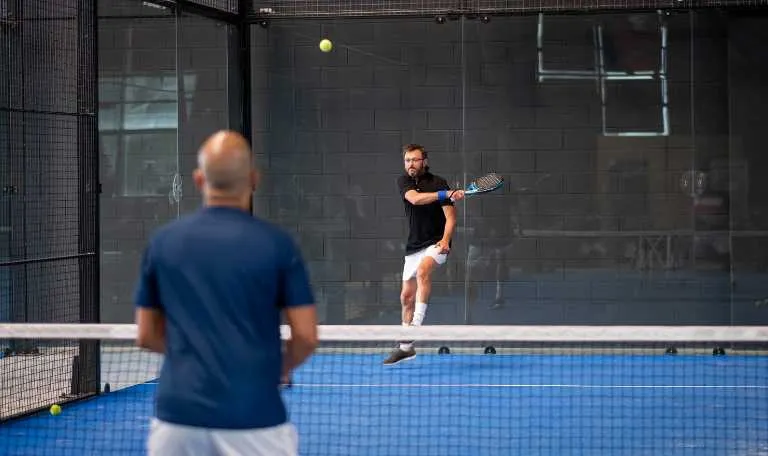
[679,169,707,197]
[169,173,182,204]
[536,11,669,137]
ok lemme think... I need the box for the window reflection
[98,73,196,196]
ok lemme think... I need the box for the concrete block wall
[248,11,768,325]
[92,5,768,325]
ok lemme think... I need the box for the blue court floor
[1,352,767,456]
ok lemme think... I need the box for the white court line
[289,383,768,389]
[109,382,768,389]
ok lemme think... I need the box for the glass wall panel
[248,9,768,327]
[98,0,179,323]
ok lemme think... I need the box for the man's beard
[408,167,423,177]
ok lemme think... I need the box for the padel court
[1,344,767,456]
[3,1,768,455]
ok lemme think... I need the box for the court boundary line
[287,383,768,389]
[95,381,768,389]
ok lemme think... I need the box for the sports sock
[400,322,413,351]
[411,302,428,326]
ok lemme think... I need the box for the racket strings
[474,173,502,191]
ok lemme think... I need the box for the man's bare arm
[404,189,441,206]
[135,307,166,354]
[404,189,464,206]
[282,305,318,380]
[441,204,457,244]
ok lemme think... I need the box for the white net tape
[1,323,768,342]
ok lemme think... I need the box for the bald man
[134,130,318,456]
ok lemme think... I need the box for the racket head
[465,172,503,195]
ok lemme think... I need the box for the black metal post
[75,0,100,397]
[231,0,252,212]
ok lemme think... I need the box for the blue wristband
[438,190,447,201]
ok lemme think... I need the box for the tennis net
[1,323,767,455]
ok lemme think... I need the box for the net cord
[1,324,767,342]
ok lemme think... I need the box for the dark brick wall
[92,6,768,326]
[250,11,768,325]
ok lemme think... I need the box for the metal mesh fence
[187,0,240,14]
[250,0,768,18]
[0,0,99,421]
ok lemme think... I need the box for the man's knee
[400,281,416,304]
[416,264,434,282]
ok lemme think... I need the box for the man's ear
[193,168,205,191]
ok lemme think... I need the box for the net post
[68,344,100,397]
[76,0,100,397]
[69,354,82,396]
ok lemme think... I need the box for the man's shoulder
[233,213,297,247]
[428,172,447,182]
[424,172,449,188]
[252,216,296,244]
[145,216,185,244]
[149,210,293,246]
[149,210,209,238]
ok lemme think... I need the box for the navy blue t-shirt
[134,206,315,430]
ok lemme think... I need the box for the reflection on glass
[97,3,234,323]
[121,133,178,197]
[251,11,768,327]
[97,1,180,323]
[98,74,196,197]
[177,14,232,213]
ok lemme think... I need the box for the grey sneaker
[383,346,416,365]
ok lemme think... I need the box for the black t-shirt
[398,171,453,254]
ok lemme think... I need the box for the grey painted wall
[94,4,768,326]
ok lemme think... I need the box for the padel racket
[463,172,503,196]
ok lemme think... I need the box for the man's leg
[383,246,446,365]
[412,257,437,326]
[386,278,419,362]
[401,278,417,328]
[411,244,447,327]
[383,255,420,365]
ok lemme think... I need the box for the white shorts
[148,418,298,456]
[402,244,448,281]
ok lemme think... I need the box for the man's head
[194,130,259,210]
[403,144,428,178]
